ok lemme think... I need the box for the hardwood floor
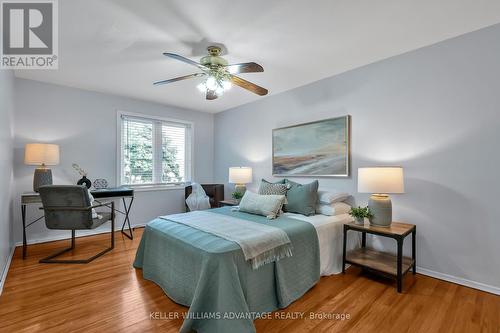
[0,228,498,333]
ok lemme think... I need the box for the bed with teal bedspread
[133,207,320,333]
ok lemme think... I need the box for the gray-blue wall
[12,79,214,245]
[214,24,500,291]
[0,70,15,292]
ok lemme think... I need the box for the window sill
[124,184,187,192]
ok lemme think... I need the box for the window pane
[122,118,153,184]
[120,114,191,186]
[162,125,185,183]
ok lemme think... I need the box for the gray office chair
[38,185,115,264]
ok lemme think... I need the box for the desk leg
[120,197,134,240]
[22,204,27,259]
[412,227,416,275]
[397,237,403,293]
[342,226,347,274]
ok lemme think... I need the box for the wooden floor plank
[0,228,498,333]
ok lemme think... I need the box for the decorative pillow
[261,178,285,184]
[258,179,289,196]
[283,179,319,216]
[318,190,350,204]
[238,191,286,219]
[316,202,351,216]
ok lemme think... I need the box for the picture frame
[272,115,350,177]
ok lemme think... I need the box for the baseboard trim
[0,245,15,296]
[8,230,499,296]
[14,223,147,247]
[417,266,500,295]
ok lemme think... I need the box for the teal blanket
[133,207,320,333]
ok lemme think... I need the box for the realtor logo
[1,0,58,69]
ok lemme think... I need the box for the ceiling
[15,0,500,113]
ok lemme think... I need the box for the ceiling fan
[153,46,268,100]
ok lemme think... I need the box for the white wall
[214,24,500,291]
[0,70,15,290]
[13,79,214,244]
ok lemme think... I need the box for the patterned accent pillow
[258,179,289,196]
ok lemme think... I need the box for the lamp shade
[358,167,404,194]
[228,167,252,184]
[24,143,60,166]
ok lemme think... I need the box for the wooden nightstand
[342,222,416,293]
[219,199,239,207]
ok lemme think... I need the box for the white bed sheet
[283,213,360,276]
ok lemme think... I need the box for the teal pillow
[283,179,319,216]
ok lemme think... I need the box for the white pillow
[316,202,351,216]
[238,191,286,219]
[318,190,350,204]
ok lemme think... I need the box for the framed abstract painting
[272,116,350,177]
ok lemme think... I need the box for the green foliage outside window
[123,121,182,184]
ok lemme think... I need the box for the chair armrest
[42,202,111,211]
[90,203,110,209]
[42,206,92,211]
[213,184,224,207]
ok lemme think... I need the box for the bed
[133,207,358,333]
[283,212,360,276]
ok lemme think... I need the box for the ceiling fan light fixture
[205,76,217,90]
[215,86,225,96]
[156,47,267,99]
[222,80,232,90]
[199,74,231,97]
[197,82,206,92]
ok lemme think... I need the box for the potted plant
[231,191,244,203]
[349,206,373,225]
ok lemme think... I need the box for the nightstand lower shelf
[346,248,414,277]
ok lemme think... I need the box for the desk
[21,187,134,259]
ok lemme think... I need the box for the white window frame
[116,110,194,191]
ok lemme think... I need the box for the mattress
[283,213,360,275]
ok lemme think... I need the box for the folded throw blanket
[185,183,211,211]
[161,211,293,269]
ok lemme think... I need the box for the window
[118,112,192,187]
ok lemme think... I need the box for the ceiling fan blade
[163,52,210,71]
[230,75,268,96]
[153,73,205,86]
[225,62,264,74]
[206,90,218,100]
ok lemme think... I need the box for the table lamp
[228,167,252,194]
[358,167,404,227]
[24,143,60,192]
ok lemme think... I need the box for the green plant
[231,191,244,200]
[349,206,373,219]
